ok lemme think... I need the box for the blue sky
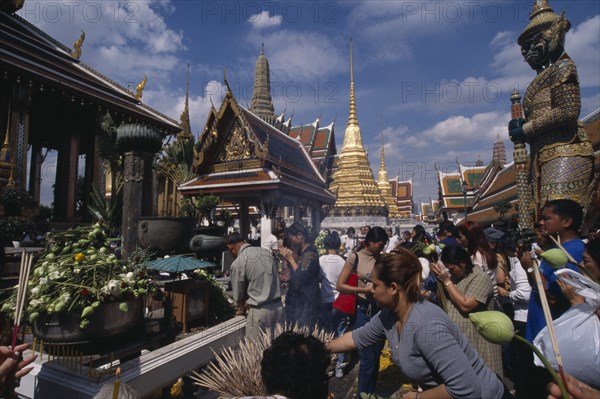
[19,0,600,208]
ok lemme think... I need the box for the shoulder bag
[332,254,359,315]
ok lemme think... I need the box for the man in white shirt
[385,228,400,253]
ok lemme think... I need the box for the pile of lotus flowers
[1,223,154,329]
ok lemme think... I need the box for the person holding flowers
[526,199,584,342]
[431,245,504,378]
[327,248,509,399]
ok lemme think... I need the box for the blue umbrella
[147,255,216,273]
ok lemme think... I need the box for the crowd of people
[4,199,598,399]
[224,198,599,399]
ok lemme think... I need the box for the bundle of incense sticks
[11,252,34,350]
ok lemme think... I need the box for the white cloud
[567,15,600,89]
[490,31,513,49]
[248,11,282,29]
[421,111,510,147]
[19,1,184,85]
[143,80,226,137]
[248,29,346,81]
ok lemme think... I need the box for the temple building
[324,39,387,227]
[179,76,335,240]
[436,161,486,222]
[435,105,600,228]
[0,7,179,225]
[419,199,439,223]
[389,177,414,218]
[179,42,413,233]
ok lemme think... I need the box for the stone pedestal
[321,215,388,230]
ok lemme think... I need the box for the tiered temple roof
[437,163,486,210]
[180,90,334,204]
[287,118,336,184]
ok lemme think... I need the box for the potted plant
[1,223,155,342]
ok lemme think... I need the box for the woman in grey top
[326,248,509,399]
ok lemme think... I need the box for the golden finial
[178,64,193,141]
[71,30,85,60]
[379,126,386,171]
[510,88,521,101]
[224,67,233,98]
[6,163,15,188]
[348,35,358,126]
[134,74,147,100]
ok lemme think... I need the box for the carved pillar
[141,152,154,217]
[2,82,32,188]
[293,199,302,222]
[122,151,145,254]
[239,197,249,240]
[117,123,162,256]
[310,201,321,237]
[28,144,42,202]
[260,196,278,248]
[66,133,79,221]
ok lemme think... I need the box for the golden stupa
[328,39,387,216]
[377,131,401,218]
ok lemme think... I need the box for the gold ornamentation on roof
[71,30,85,60]
[219,122,253,162]
[134,75,147,100]
[178,64,193,141]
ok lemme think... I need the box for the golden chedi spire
[178,64,193,141]
[377,129,401,218]
[329,38,386,216]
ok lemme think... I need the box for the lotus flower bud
[29,312,40,323]
[81,306,95,318]
[540,248,568,269]
[118,302,129,312]
[468,311,514,344]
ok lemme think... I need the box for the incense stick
[531,250,568,387]
[11,253,33,350]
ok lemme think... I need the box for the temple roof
[468,163,517,224]
[437,164,486,209]
[0,12,179,134]
[180,95,334,203]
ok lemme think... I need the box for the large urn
[32,297,144,343]
[138,217,196,255]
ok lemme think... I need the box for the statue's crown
[518,0,570,46]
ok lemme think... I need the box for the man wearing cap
[484,227,505,250]
[226,232,284,339]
